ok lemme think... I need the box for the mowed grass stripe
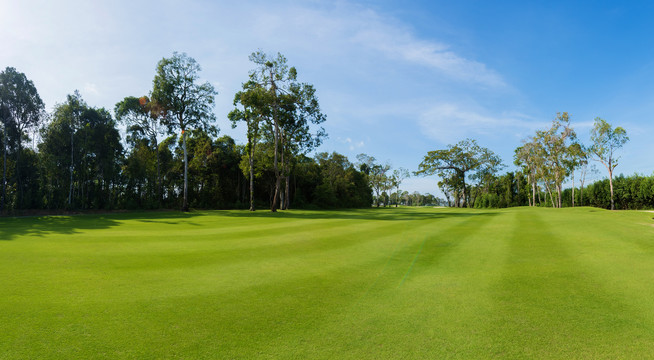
[484,208,654,358]
[2,207,654,359]
[285,209,509,359]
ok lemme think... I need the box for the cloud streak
[418,103,541,144]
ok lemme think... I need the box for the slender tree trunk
[269,72,281,212]
[532,176,536,207]
[608,169,615,210]
[284,175,290,210]
[182,130,189,212]
[249,144,255,211]
[1,123,6,213]
[545,183,555,208]
[271,119,280,212]
[571,171,575,208]
[155,140,161,208]
[68,124,74,208]
[580,174,585,207]
[527,173,532,206]
[15,140,22,209]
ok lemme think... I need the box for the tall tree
[229,80,269,211]
[0,67,45,210]
[248,50,324,212]
[278,81,326,209]
[589,117,628,210]
[115,95,165,206]
[514,140,541,206]
[357,153,390,207]
[532,112,576,208]
[151,52,217,211]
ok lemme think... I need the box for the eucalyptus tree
[391,168,410,207]
[565,142,586,207]
[357,153,390,207]
[115,95,165,206]
[151,52,217,211]
[229,80,269,211]
[278,82,326,209]
[57,91,85,208]
[247,51,294,211]
[416,139,502,208]
[589,118,628,210]
[0,67,45,209]
[514,140,540,206]
[247,50,326,211]
[532,112,576,208]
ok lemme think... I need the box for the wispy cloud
[339,137,365,151]
[418,103,541,144]
[351,26,505,88]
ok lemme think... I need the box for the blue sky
[2,0,653,194]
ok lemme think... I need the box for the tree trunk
[155,140,161,208]
[271,121,280,212]
[608,169,615,210]
[571,171,575,208]
[249,145,255,211]
[182,130,189,212]
[527,173,532,206]
[284,175,290,210]
[1,123,6,213]
[68,124,74,208]
[545,183,555,208]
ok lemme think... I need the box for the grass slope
[1,207,654,359]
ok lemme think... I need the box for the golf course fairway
[1,207,654,359]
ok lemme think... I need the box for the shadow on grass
[216,207,499,222]
[0,211,200,241]
[0,208,498,241]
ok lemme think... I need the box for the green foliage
[417,138,503,207]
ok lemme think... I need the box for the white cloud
[351,26,505,88]
[340,137,365,151]
[418,103,541,144]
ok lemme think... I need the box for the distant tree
[151,52,217,211]
[391,168,410,207]
[416,139,502,208]
[589,118,629,210]
[532,112,576,208]
[565,142,586,207]
[0,67,45,210]
[357,153,390,207]
[514,140,541,206]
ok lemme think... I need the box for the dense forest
[1,51,650,214]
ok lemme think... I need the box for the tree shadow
[216,208,498,221]
[0,211,201,241]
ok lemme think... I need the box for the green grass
[1,207,654,359]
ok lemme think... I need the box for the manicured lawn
[1,207,654,358]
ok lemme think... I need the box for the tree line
[417,112,634,210]
[0,52,396,214]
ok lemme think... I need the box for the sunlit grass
[1,207,654,358]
